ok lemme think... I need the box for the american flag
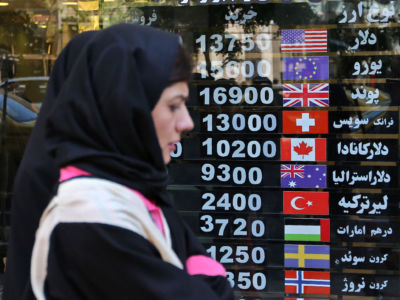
[281,165,305,179]
[281,29,327,53]
[283,83,329,107]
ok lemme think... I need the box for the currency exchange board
[121,0,400,299]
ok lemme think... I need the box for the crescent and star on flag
[291,196,313,210]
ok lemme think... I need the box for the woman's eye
[169,104,180,111]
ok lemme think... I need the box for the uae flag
[281,138,326,161]
[284,218,330,242]
[285,270,330,295]
[283,191,329,215]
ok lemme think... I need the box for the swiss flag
[283,110,328,134]
[283,191,329,215]
[281,138,326,161]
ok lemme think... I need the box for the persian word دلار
[352,59,382,76]
[337,250,389,266]
[132,10,157,26]
[336,141,389,160]
[332,169,391,186]
[333,116,394,129]
[225,7,257,24]
[351,29,377,50]
[338,194,388,215]
[336,224,393,238]
[339,2,396,24]
[351,87,379,104]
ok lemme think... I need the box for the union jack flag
[283,83,329,107]
[281,165,305,179]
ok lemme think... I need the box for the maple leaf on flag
[294,141,313,158]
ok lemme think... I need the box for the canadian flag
[281,138,326,161]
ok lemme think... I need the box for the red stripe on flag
[315,138,327,161]
[281,139,291,161]
[320,219,330,242]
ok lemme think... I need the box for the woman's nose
[177,106,194,132]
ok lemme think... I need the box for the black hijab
[4,31,98,300]
[45,24,180,205]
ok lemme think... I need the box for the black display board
[133,1,400,298]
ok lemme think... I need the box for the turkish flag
[281,138,326,161]
[283,110,328,134]
[283,191,329,215]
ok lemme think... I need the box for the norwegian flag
[283,83,329,107]
[285,270,330,294]
[281,165,305,179]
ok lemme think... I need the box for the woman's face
[152,81,194,164]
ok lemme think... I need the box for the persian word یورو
[352,59,382,76]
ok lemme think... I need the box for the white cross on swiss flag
[283,111,328,134]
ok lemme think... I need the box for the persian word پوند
[351,87,379,104]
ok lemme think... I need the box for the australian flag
[283,83,329,107]
[281,164,327,188]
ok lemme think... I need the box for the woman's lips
[168,142,178,152]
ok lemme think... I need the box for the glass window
[1,1,399,298]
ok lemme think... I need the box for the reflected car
[0,78,45,193]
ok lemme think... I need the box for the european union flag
[283,56,329,81]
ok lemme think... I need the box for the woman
[4,31,98,300]
[30,24,233,299]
